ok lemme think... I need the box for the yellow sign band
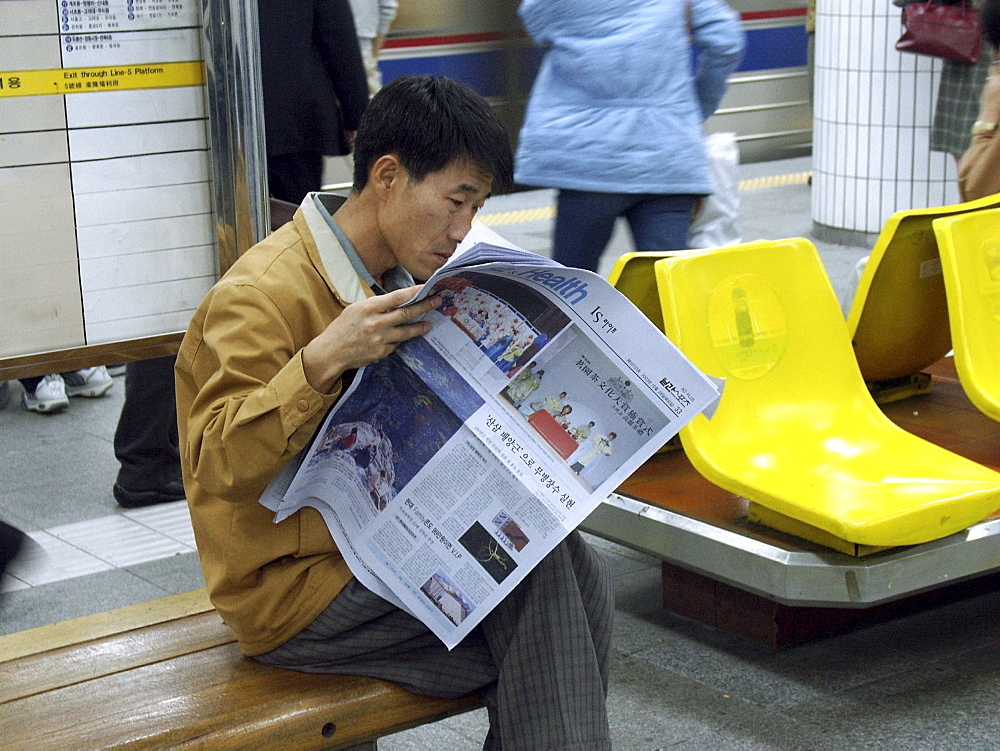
[0,61,204,98]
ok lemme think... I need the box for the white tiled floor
[121,501,198,548]
[0,500,195,593]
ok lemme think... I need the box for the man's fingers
[337,286,438,361]
[370,286,440,324]
[388,317,433,343]
[378,284,424,310]
[362,285,438,319]
[395,296,439,324]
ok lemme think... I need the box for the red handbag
[895,0,983,65]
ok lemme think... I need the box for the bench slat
[1,594,484,749]
[0,589,214,662]
[0,611,232,704]
[2,641,480,750]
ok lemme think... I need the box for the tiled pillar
[812,0,959,238]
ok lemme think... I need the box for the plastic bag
[840,255,870,319]
[688,132,742,249]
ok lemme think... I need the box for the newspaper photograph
[261,226,722,649]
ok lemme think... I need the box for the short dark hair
[983,0,1000,49]
[352,75,514,193]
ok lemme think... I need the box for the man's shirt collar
[312,193,414,294]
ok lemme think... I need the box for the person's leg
[19,377,42,393]
[113,356,184,507]
[256,577,499,698]
[479,530,613,750]
[359,38,382,96]
[267,152,325,204]
[553,190,633,272]
[624,193,699,252]
[257,531,613,750]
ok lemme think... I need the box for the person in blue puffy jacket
[515,0,745,272]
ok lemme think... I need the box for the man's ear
[370,154,403,197]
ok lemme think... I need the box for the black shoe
[114,479,186,508]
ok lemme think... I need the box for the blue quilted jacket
[514,0,745,194]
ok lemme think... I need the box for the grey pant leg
[255,577,498,699]
[481,529,614,751]
[256,530,613,750]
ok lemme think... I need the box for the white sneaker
[22,374,69,413]
[63,366,113,398]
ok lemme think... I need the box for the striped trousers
[256,530,614,750]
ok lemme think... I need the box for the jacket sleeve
[689,0,745,120]
[180,282,341,502]
[314,0,370,130]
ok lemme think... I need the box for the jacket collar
[294,192,373,305]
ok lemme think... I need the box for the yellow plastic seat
[932,208,1000,422]
[653,238,1000,547]
[847,194,1000,385]
[607,250,704,330]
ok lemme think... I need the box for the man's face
[379,158,492,281]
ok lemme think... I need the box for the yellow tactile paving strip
[477,171,812,227]
[478,205,557,226]
[737,171,812,192]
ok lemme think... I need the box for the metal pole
[201,0,270,275]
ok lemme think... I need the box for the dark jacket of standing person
[257,0,370,187]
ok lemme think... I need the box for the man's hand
[302,286,440,394]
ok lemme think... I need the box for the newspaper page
[261,225,722,649]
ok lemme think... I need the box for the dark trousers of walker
[113,355,181,495]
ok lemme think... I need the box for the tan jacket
[176,194,373,655]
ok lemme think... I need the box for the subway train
[378,0,811,164]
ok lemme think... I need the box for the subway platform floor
[3,157,1000,749]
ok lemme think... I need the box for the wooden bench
[0,589,483,749]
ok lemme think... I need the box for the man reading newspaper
[175,75,613,750]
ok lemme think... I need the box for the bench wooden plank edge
[8,659,484,750]
[0,588,213,662]
[1,611,233,704]
[2,590,487,749]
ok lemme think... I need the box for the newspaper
[260,224,723,649]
